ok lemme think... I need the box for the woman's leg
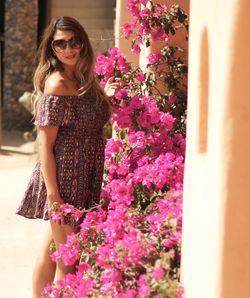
[50,220,78,280]
[32,223,56,298]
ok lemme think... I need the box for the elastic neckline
[43,94,82,98]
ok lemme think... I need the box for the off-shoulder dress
[16,94,110,224]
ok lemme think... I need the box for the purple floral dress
[16,94,110,224]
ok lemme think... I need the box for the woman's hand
[48,195,65,225]
[104,77,124,97]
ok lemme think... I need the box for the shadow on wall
[198,27,209,154]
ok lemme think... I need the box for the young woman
[16,16,120,298]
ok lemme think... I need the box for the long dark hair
[33,16,109,111]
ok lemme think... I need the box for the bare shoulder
[44,72,68,96]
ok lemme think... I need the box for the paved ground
[0,131,47,298]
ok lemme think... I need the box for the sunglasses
[51,37,82,53]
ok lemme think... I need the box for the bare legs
[32,222,78,298]
[32,224,56,298]
[50,221,77,280]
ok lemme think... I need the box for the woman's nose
[64,43,73,52]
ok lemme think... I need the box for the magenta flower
[119,289,137,298]
[122,23,134,38]
[152,267,165,280]
[138,274,151,297]
[131,42,141,54]
[105,139,123,159]
[153,4,165,17]
[49,212,61,221]
[140,8,151,18]
[135,71,145,82]
[151,27,168,42]
[115,88,129,100]
[73,209,83,221]
[100,268,122,283]
[126,3,141,18]
[147,51,162,64]
[139,0,149,5]
[60,203,74,214]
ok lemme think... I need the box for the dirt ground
[0,130,47,298]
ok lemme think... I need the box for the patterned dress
[16,94,110,225]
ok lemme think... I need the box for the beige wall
[182,0,250,297]
[115,0,139,66]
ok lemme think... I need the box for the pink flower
[73,209,83,221]
[43,283,52,293]
[59,244,79,265]
[140,8,151,17]
[147,51,162,64]
[75,278,96,297]
[115,88,129,99]
[51,250,61,262]
[109,47,121,58]
[76,262,91,273]
[139,0,149,5]
[159,112,175,131]
[128,130,146,148]
[153,4,166,17]
[135,71,145,82]
[152,267,164,280]
[131,42,141,54]
[126,2,141,17]
[122,23,134,38]
[105,139,123,159]
[174,286,185,298]
[50,212,61,221]
[151,28,168,42]
[61,203,74,214]
[138,274,151,297]
[100,269,122,283]
[122,289,137,298]
[117,57,130,73]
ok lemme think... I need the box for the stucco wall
[182,0,250,297]
[3,0,38,129]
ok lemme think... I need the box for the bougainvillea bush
[42,1,188,297]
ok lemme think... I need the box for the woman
[16,16,119,297]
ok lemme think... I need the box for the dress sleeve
[34,95,67,126]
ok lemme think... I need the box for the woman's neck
[63,66,75,81]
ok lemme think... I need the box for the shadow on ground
[0,130,37,169]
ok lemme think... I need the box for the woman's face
[52,29,82,67]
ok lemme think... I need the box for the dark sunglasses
[51,37,82,53]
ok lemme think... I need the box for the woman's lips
[65,54,76,59]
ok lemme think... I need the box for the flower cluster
[121,0,188,135]
[49,202,83,224]
[42,1,188,297]
[43,193,183,298]
[122,0,188,54]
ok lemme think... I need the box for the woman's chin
[63,59,78,67]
